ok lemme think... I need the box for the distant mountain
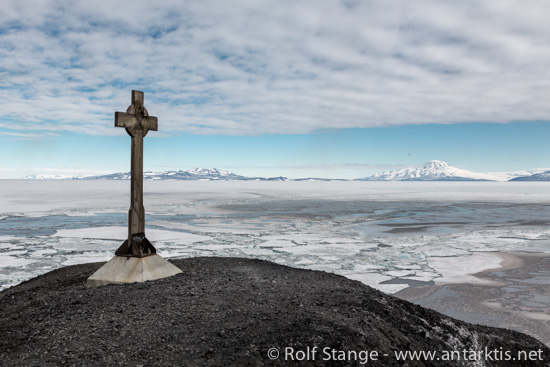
[23,168,287,181]
[487,169,549,181]
[23,174,75,180]
[76,168,288,181]
[292,177,349,182]
[357,160,496,181]
[510,170,550,181]
[22,164,550,182]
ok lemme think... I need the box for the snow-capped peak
[187,168,231,176]
[358,161,496,181]
[425,160,449,169]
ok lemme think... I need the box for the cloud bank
[1,0,549,136]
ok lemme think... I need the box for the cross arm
[115,112,136,128]
[142,116,158,131]
[114,113,158,131]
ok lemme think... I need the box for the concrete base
[86,254,182,287]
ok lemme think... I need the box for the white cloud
[0,131,60,138]
[0,0,549,136]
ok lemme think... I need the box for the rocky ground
[0,257,549,366]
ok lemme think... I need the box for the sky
[0,0,549,179]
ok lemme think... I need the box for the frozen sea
[1,180,550,293]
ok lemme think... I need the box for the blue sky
[1,0,549,179]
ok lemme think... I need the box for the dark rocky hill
[0,257,548,366]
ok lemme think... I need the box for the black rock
[0,257,548,366]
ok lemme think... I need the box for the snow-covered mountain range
[510,170,550,181]
[358,161,550,182]
[358,160,496,181]
[22,162,550,181]
[485,169,549,182]
[23,174,75,180]
[90,168,287,181]
[24,168,287,181]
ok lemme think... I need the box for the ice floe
[1,181,550,293]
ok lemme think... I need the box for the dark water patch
[414,285,460,305]
[147,214,195,222]
[378,221,471,227]
[442,308,502,326]
[0,213,203,238]
[0,213,126,237]
[384,226,430,234]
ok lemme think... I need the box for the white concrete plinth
[86,254,182,287]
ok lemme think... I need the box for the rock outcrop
[1,257,548,366]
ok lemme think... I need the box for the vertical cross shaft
[114,90,158,257]
[130,125,145,240]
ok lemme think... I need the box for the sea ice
[1,181,550,294]
[0,255,37,267]
[428,252,504,284]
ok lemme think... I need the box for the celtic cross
[114,90,157,257]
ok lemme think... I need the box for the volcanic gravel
[0,257,549,366]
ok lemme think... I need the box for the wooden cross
[114,90,158,257]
